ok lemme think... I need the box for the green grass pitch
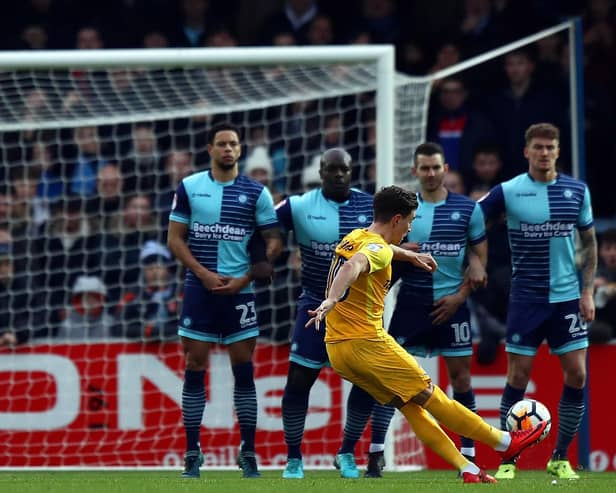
[2,470,616,493]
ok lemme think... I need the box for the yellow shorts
[326,334,432,405]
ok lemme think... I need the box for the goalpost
[0,44,431,470]
[0,18,584,471]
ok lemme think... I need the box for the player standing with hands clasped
[168,122,282,479]
[479,123,597,480]
[308,185,549,483]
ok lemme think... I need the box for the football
[505,399,552,442]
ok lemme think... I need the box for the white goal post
[0,44,430,471]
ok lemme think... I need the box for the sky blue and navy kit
[389,192,486,357]
[479,173,594,355]
[170,170,278,344]
[276,188,373,368]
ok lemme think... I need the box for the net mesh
[0,64,387,130]
[0,58,429,469]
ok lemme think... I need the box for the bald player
[275,148,374,479]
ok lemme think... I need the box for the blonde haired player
[307,185,549,483]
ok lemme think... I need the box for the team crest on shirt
[183,317,192,327]
[366,243,383,252]
[357,214,367,223]
[238,194,248,203]
[563,189,573,199]
[450,211,461,221]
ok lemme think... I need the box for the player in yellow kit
[307,185,549,483]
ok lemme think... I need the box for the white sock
[494,431,511,452]
[460,462,480,475]
[460,447,475,458]
[369,443,385,453]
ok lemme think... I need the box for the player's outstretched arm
[390,244,437,273]
[306,253,369,331]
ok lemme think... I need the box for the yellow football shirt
[324,228,393,342]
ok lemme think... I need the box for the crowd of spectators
[1,0,615,346]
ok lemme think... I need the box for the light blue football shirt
[276,188,373,298]
[479,173,593,303]
[169,170,278,293]
[400,192,486,304]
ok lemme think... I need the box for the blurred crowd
[1,0,615,347]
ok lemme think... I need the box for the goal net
[0,46,430,470]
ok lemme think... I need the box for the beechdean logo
[450,211,461,221]
[238,194,248,204]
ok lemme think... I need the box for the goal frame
[0,43,408,472]
[0,45,396,188]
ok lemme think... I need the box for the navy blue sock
[340,385,374,454]
[232,362,257,453]
[553,385,585,459]
[182,369,205,452]
[282,387,310,459]
[281,363,320,460]
[454,389,477,454]
[370,403,395,447]
[500,383,525,430]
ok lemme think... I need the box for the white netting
[0,64,384,130]
[0,51,429,469]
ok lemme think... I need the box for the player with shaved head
[276,148,374,478]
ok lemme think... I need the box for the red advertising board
[0,342,614,470]
[586,344,616,472]
[0,343,346,467]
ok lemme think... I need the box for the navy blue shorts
[388,298,473,357]
[506,299,588,356]
[178,283,259,344]
[289,293,329,369]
